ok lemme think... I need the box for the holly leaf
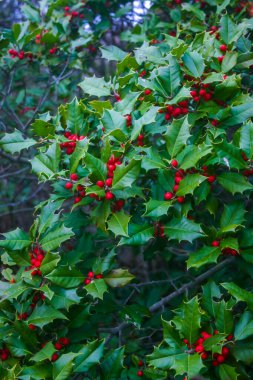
[119,224,154,246]
[100,45,127,61]
[74,340,105,372]
[0,228,30,250]
[180,297,201,344]
[112,159,141,190]
[101,347,125,380]
[222,283,253,310]
[46,267,84,288]
[234,311,253,341]
[217,173,253,194]
[0,129,36,153]
[182,51,205,78]
[104,268,134,287]
[53,353,80,380]
[28,305,67,328]
[176,174,206,196]
[165,116,190,158]
[220,202,246,233]
[219,364,238,380]
[164,217,204,243]
[107,211,130,237]
[30,342,56,362]
[143,200,172,218]
[187,246,221,269]
[79,76,111,97]
[39,224,74,251]
[85,279,108,300]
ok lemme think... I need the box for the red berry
[175,176,183,184]
[212,360,219,366]
[137,371,144,377]
[226,334,233,341]
[74,197,82,204]
[201,352,208,360]
[190,90,197,97]
[222,347,230,356]
[138,360,144,367]
[219,44,227,52]
[28,324,36,330]
[1,352,9,361]
[218,56,224,63]
[195,345,204,353]
[144,89,151,96]
[193,96,200,102]
[164,192,173,200]
[96,180,105,188]
[201,332,212,340]
[51,353,59,362]
[95,274,103,279]
[171,159,178,168]
[217,355,225,363]
[199,89,206,97]
[105,178,113,187]
[207,175,216,183]
[65,182,73,190]
[70,173,78,181]
[87,271,94,278]
[59,337,70,346]
[54,342,63,350]
[177,196,185,204]
[105,191,114,200]
[84,278,91,285]
[173,185,179,193]
[212,240,220,247]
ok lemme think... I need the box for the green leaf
[215,140,246,169]
[40,224,74,251]
[100,45,127,61]
[217,173,253,194]
[162,318,182,349]
[187,246,221,269]
[112,159,141,190]
[53,353,80,380]
[28,305,67,328]
[104,269,134,287]
[239,121,253,158]
[1,282,28,301]
[83,152,107,181]
[40,252,61,275]
[171,352,204,378]
[178,144,212,171]
[115,91,141,115]
[219,364,238,380]
[230,342,253,365]
[90,100,112,113]
[31,142,61,180]
[131,106,159,141]
[37,200,64,235]
[176,174,206,197]
[0,130,36,154]
[69,138,89,173]
[220,202,246,233]
[119,224,154,246]
[213,300,234,334]
[165,116,190,158]
[30,342,56,362]
[31,119,55,138]
[46,267,84,288]
[0,228,30,250]
[74,340,105,372]
[142,147,167,171]
[79,76,111,97]
[203,334,225,353]
[152,58,181,96]
[101,109,127,139]
[143,200,172,218]
[182,51,205,78]
[164,217,204,243]
[234,311,253,341]
[85,279,108,300]
[107,211,130,237]
[101,347,125,380]
[220,15,236,44]
[51,288,81,310]
[221,52,238,73]
[180,297,201,344]
[222,283,253,310]
[222,101,253,127]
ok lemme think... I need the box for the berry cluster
[96,155,121,200]
[184,331,232,366]
[222,247,239,256]
[60,131,86,155]
[125,114,132,127]
[19,106,36,115]
[163,100,189,120]
[137,134,144,146]
[84,271,103,285]
[190,84,213,103]
[29,246,45,276]
[0,347,10,361]
[164,160,185,204]
[49,47,57,55]
[64,6,84,19]
[137,359,144,377]
[8,49,33,61]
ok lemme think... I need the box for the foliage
[1,0,253,379]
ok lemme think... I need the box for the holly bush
[1,1,253,380]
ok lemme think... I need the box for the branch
[149,257,234,313]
